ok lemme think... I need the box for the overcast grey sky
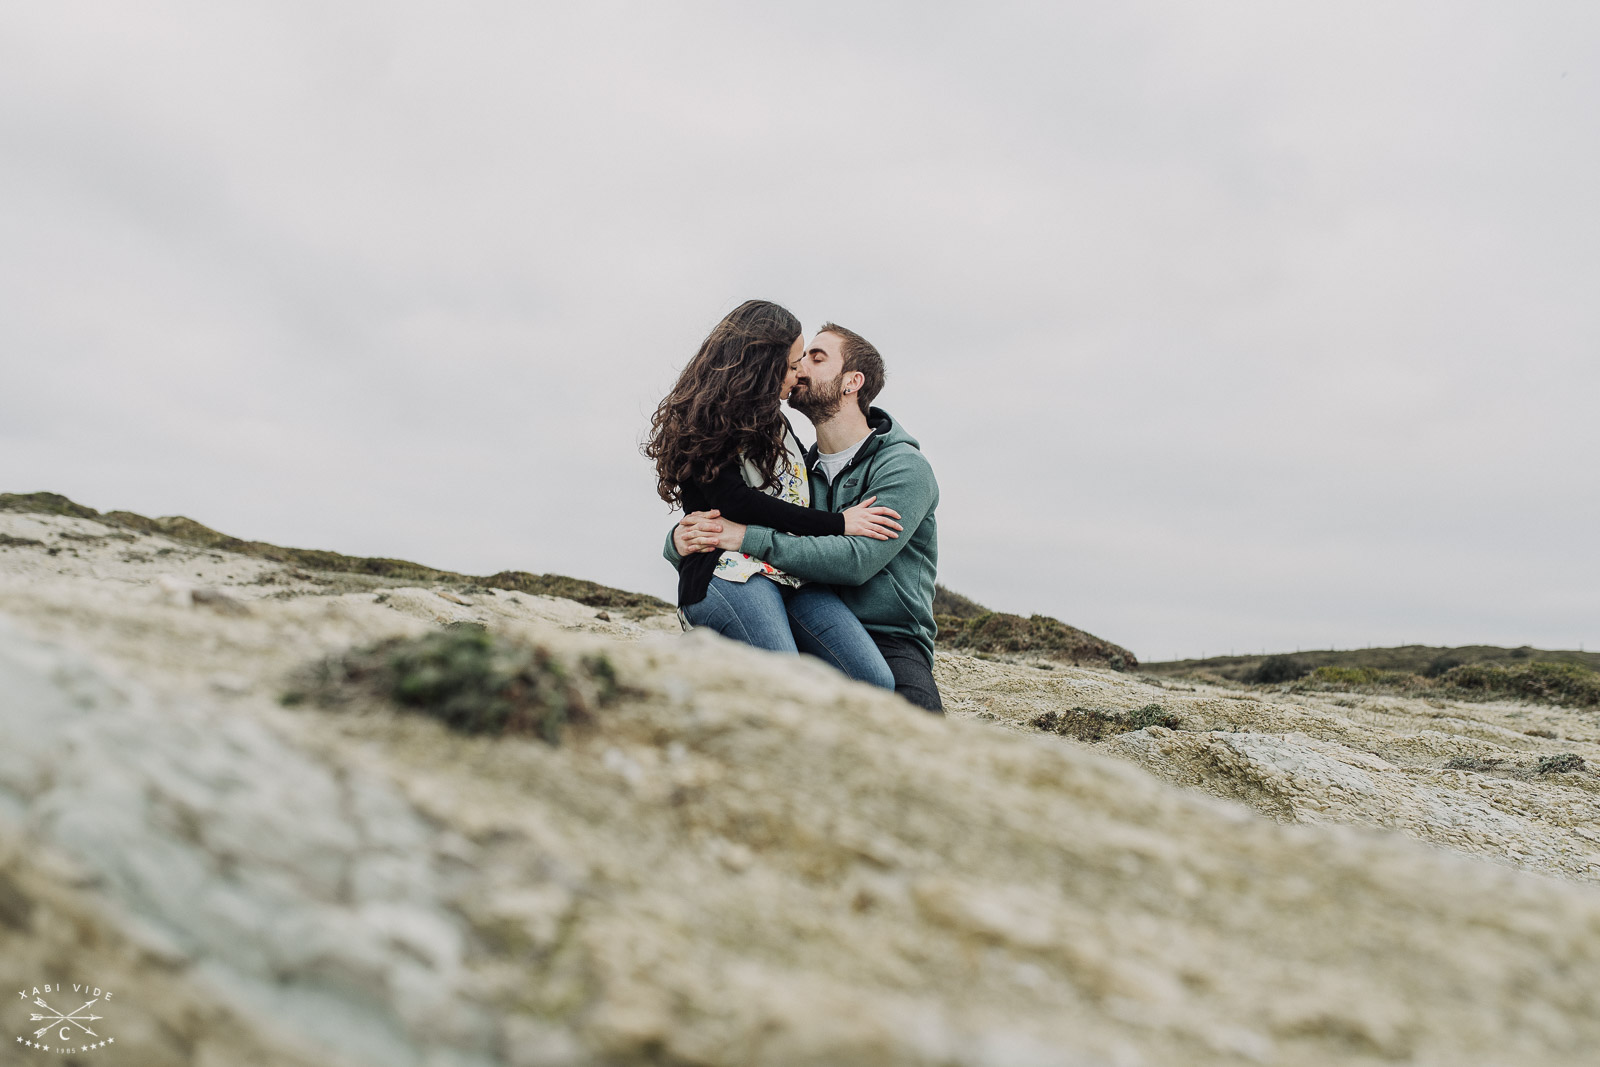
[3,2,1596,661]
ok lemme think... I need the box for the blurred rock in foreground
[4,500,1600,1065]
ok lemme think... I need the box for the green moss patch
[285,625,619,744]
[1535,753,1587,775]
[1031,703,1180,742]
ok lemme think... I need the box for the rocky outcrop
[0,492,667,615]
[6,506,1600,1065]
[0,620,493,1066]
[943,654,1600,886]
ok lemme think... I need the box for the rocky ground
[4,505,1600,1066]
[945,656,1600,888]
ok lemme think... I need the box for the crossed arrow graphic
[30,997,102,1040]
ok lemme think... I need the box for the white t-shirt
[816,433,872,484]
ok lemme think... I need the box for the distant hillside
[932,584,988,618]
[1145,644,1600,709]
[931,584,1137,671]
[0,492,670,616]
[1145,644,1600,681]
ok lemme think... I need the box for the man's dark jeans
[870,633,944,714]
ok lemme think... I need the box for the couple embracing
[646,300,943,713]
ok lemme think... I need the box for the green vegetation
[1439,753,1589,778]
[1031,702,1181,742]
[1251,655,1310,684]
[0,492,103,521]
[1308,666,1417,687]
[1443,662,1600,707]
[285,625,617,743]
[940,611,1138,671]
[1145,642,1600,710]
[1536,754,1587,775]
[1295,661,1600,708]
[929,585,1137,671]
[1146,642,1600,680]
[932,584,988,619]
[1,492,670,616]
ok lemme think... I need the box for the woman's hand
[842,496,902,540]
[675,510,747,553]
[675,511,720,554]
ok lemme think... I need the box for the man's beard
[787,375,845,421]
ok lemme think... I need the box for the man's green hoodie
[665,408,940,664]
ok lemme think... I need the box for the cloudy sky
[3,2,1596,661]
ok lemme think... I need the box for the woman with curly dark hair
[645,299,900,688]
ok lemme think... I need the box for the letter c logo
[60,1026,71,1041]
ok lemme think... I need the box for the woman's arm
[685,469,903,549]
[697,463,843,536]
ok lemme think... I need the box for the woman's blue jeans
[682,576,895,690]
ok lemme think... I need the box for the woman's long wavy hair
[645,300,801,507]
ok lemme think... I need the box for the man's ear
[845,370,866,395]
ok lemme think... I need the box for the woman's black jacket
[675,435,842,607]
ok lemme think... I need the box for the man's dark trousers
[871,633,943,714]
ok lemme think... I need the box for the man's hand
[674,510,748,554]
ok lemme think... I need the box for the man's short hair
[818,322,885,417]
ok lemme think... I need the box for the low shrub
[1442,662,1600,708]
[1424,655,1465,678]
[1251,655,1310,684]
